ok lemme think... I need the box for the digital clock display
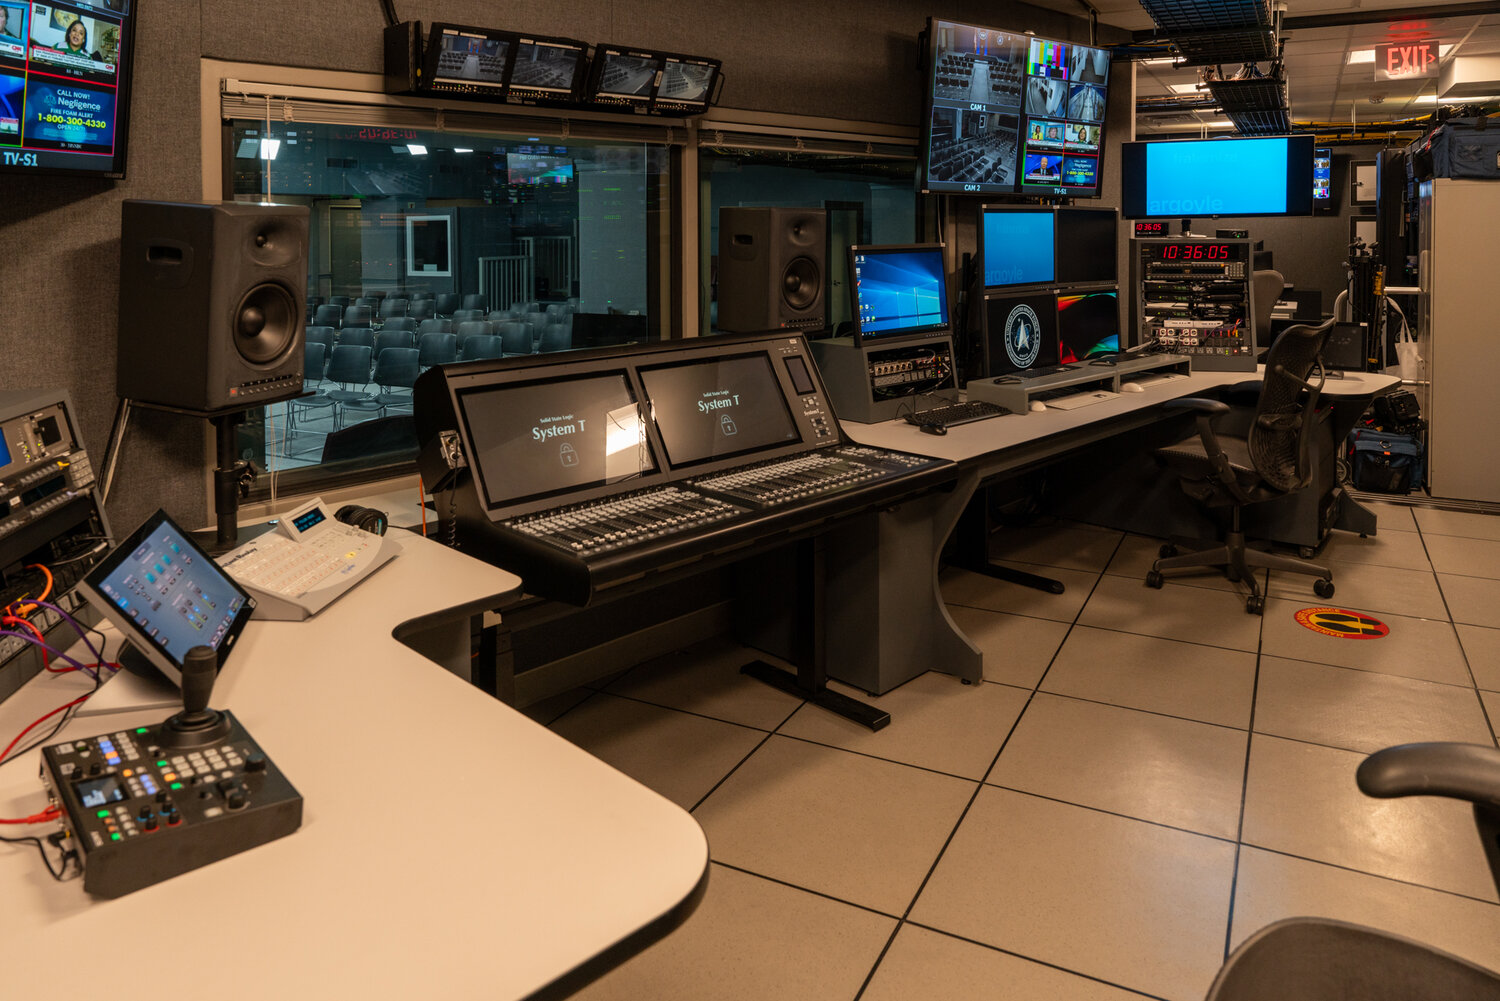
[1149,242,1245,262]
[1134,221,1167,236]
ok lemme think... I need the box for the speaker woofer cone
[235,282,299,365]
[781,256,821,311]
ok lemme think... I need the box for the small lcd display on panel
[639,353,800,467]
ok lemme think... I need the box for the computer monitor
[637,352,802,468]
[79,510,256,687]
[1313,146,1333,211]
[985,291,1060,377]
[1057,290,1120,363]
[848,244,951,346]
[505,34,589,103]
[1054,207,1119,285]
[1121,135,1316,218]
[455,370,658,511]
[980,206,1055,289]
[425,23,514,93]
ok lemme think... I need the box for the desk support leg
[951,490,1065,594]
[740,535,891,732]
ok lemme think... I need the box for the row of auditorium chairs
[304,326,573,377]
[309,299,580,330]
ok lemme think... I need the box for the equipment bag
[1348,428,1424,494]
[1422,117,1500,179]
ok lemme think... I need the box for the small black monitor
[1054,207,1119,285]
[848,244,951,346]
[985,291,1060,377]
[79,510,256,687]
[654,55,720,113]
[506,34,589,103]
[425,23,514,93]
[588,47,662,106]
[637,352,802,468]
[1057,290,1120,363]
[455,370,658,511]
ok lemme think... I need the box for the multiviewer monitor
[505,34,588,103]
[455,371,658,511]
[1121,135,1315,218]
[1313,146,1333,209]
[585,44,720,114]
[985,291,1060,377]
[1054,207,1119,285]
[638,353,801,468]
[0,0,139,178]
[1057,290,1120,363]
[848,244,951,346]
[981,207,1055,289]
[80,509,256,687]
[426,23,513,92]
[922,17,1110,197]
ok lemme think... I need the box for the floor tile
[778,673,1029,780]
[1482,692,1500,740]
[1105,534,1267,595]
[940,564,1100,624]
[1041,626,1256,728]
[1317,526,1434,572]
[548,694,767,811]
[1363,500,1420,533]
[1231,847,1500,976]
[1260,597,1470,686]
[985,521,1124,574]
[944,605,1071,689]
[1415,507,1500,541]
[862,924,1147,1001]
[693,735,975,915]
[568,863,896,1001]
[988,693,1247,839]
[1424,535,1500,580]
[603,638,804,731]
[1265,561,1447,621]
[910,787,1236,1001]
[1254,657,1493,754]
[1077,573,1264,652]
[1459,625,1500,692]
[1242,734,1499,902]
[1441,574,1500,629]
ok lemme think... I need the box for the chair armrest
[1357,743,1500,809]
[1162,397,1230,416]
[1162,398,1254,503]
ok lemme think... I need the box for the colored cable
[0,805,60,824]
[0,692,94,766]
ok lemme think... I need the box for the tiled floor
[530,499,1500,1001]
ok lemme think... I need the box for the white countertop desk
[0,529,709,1001]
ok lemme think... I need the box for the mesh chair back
[304,325,335,348]
[304,342,327,382]
[456,320,495,339]
[538,323,572,353]
[326,344,373,385]
[373,330,415,358]
[498,322,533,355]
[339,327,375,349]
[372,347,421,390]
[1252,270,1285,346]
[462,293,488,312]
[314,304,343,328]
[461,335,505,361]
[382,316,417,332]
[417,332,458,367]
[1249,317,1334,492]
[418,318,452,335]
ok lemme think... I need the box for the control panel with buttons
[39,711,301,898]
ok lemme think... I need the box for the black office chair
[1146,318,1336,615]
[1209,742,1500,1000]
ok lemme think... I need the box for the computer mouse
[1120,381,1144,393]
[1029,400,1047,413]
[919,422,947,436]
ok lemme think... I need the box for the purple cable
[0,627,103,680]
[18,598,113,674]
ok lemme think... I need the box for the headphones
[335,504,388,537]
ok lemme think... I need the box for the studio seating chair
[285,342,337,456]
[313,303,343,329]
[460,334,504,361]
[417,332,458,370]
[451,309,485,324]
[381,316,417,333]
[372,329,414,360]
[371,347,420,412]
[407,299,435,322]
[1146,317,1337,615]
[461,292,488,312]
[417,318,452,335]
[354,296,379,309]
[434,291,461,317]
[327,295,351,309]
[538,323,572,353]
[378,296,409,321]
[498,321,533,356]
[487,309,518,325]
[408,290,435,302]
[455,319,495,340]
[324,344,379,428]
[1209,742,1500,999]
[304,325,335,349]
[338,327,375,350]
[342,304,373,329]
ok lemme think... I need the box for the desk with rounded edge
[0,528,709,1001]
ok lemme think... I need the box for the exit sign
[1376,41,1440,81]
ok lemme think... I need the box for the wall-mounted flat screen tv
[1121,135,1315,218]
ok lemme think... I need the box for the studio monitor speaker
[717,207,826,334]
[118,200,309,412]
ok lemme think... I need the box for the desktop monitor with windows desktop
[985,291,1060,377]
[849,244,951,347]
[980,206,1055,289]
[1057,290,1120,363]
[1120,135,1315,218]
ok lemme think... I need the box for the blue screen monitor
[1121,135,1315,218]
[981,206,1055,289]
[849,244,951,346]
[1057,290,1119,363]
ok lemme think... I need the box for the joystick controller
[39,647,302,897]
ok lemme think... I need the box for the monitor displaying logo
[1004,303,1042,369]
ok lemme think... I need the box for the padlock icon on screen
[720,414,737,436]
[559,442,578,467]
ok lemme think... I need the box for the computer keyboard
[903,400,1011,429]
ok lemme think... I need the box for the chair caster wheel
[1159,544,1178,559]
[1299,546,1316,560]
[1145,571,1164,589]
[1246,595,1265,615]
[1314,578,1335,599]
